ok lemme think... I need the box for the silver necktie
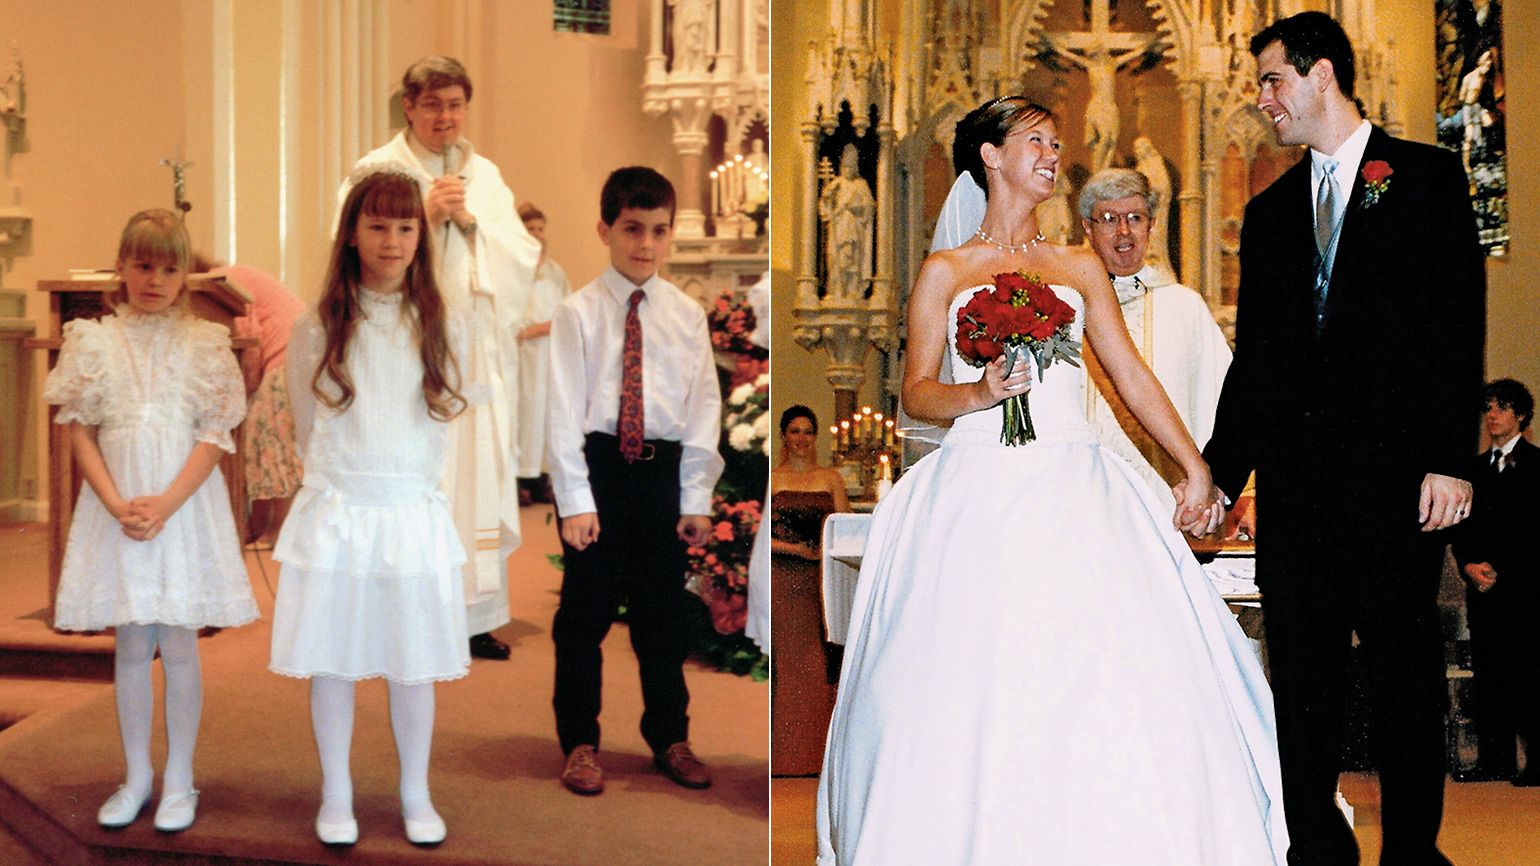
[1315,158,1340,256]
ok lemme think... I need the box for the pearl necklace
[973,227,1047,253]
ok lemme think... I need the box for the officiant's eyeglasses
[1089,211,1149,233]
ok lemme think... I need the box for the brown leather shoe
[561,745,604,795]
[654,741,711,789]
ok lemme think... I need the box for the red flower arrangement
[707,290,760,356]
[954,271,1081,444]
[686,495,762,635]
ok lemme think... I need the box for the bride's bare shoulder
[1038,244,1108,295]
[915,246,996,307]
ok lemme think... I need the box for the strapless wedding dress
[815,284,1287,865]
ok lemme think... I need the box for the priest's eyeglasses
[1089,210,1149,233]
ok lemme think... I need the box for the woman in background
[770,404,849,775]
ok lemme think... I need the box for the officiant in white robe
[1079,168,1231,510]
[339,56,540,654]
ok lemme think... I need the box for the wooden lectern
[25,277,257,629]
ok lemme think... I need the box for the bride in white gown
[816,98,1288,865]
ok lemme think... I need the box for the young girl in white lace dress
[44,209,257,833]
[269,168,470,846]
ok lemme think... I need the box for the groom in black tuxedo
[1204,12,1485,865]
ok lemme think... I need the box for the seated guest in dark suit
[1452,378,1540,786]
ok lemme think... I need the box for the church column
[797,120,821,309]
[715,0,739,81]
[645,0,667,83]
[1176,79,1205,297]
[671,105,711,239]
[871,123,895,315]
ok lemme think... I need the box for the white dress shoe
[97,785,150,828]
[315,814,359,845]
[152,789,199,832]
[404,812,446,845]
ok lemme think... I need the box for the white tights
[309,677,439,823]
[113,623,202,798]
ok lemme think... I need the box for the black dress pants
[1258,479,1452,866]
[552,433,692,755]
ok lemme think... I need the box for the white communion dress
[816,284,1288,865]
[269,289,470,684]
[43,308,258,632]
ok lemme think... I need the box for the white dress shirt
[547,266,725,517]
[1310,121,1372,230]
[1493,433,1521,469]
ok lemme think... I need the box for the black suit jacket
[1205,126,1486,522]
[1451,437,1540,607]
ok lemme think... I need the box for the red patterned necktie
[618,289,646,462]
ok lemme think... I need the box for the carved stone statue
[744,137,769,205]
[818,145,875,302]
[1132,136,1173,275]
[669,0,714,74]
[1042,0,1161,173]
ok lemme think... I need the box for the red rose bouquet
[954,271,1081,444]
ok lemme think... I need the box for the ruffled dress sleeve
[43,318,111,426]
[186,320,248,453]
[284,312,325,458]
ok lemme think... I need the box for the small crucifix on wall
[159,156,193,219]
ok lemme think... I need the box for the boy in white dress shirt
[546,167,725,795]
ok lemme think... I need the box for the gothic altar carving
[791,0,1401,414]
[791,0,900,423]
[643,0,770,245]
[1,46,29,265]
[0,46,36,523]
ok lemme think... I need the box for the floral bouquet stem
[1000,391,1035,445]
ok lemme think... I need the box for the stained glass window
[555,0,610,34]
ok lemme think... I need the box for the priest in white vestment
[339,56,540,658]
[513,202,573,493]
[1079,168,1232,511]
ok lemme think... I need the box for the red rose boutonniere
[1360,160,1393,209]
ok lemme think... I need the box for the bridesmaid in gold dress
[771,405,850,774]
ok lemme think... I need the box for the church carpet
[771,768,1540,863]
[0,506,768,865]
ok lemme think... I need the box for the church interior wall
[772,0,882,462]
[773,0,1540,466]
[1379,0,1540,401]
[4,0,686,514]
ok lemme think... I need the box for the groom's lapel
[1279,159,1319,334]
[1320,127,1392,334]
[1325,126,1388,293]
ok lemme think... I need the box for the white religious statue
[1078,168,1231,510]
[818,145,875,302]
[339,57,540,655]
[1131,136,1174,276]
[1035,168,1074,245]
[670,0,714,74]
[743,138,769,205]
[1043,0,1161,173]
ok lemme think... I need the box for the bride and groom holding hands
[816,12,1485,865]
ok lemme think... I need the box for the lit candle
[710,170,720,216]
[840,419,851,451]
[884,418,895,446]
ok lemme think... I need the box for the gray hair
[1077,168,1156,221]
